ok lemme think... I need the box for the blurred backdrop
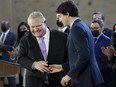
[0,0,116,32]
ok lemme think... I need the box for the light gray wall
[0,0,116,32]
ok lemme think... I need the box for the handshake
[32,61,63,74]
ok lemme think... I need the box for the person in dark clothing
[102,32,116,87]
[56,1,104,87]
[92,12,113,38]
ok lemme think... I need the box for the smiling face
[28,17,46,37]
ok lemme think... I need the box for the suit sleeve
[67,26,90,79]
[17,38,35,71]
[3,33,16,51]
[62,45,69,74]
[99,37,111,61]
[60,34,69,74]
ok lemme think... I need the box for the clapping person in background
[113,23,116,32]
[102,31,116,87]
[90,20,111,87]
[8,21,29,87]
[15,22,29,87]
[0,20,16,87]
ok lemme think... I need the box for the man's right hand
[61,75,71,86]
[32,61,50,73]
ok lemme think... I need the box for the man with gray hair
[18,11,69,87]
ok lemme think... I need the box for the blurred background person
[92,12,113,38]
[15,21,29,87]
[90,20,111,87]
[15,21,29,47]
[8,21,29,87]
[0,20,16,87]
[112,23,116,32]
[102,31,116,87]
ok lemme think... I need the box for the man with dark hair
[0,21,16,87]
[56,18,70,35]
[56,1,104,87]
[92,12,113,38]
[90,20,111,87]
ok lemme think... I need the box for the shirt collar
[94,33,103,39]
[70,17,79,29]
[58,26,68,32]
[2,29,10,35]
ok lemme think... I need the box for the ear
[66,12,69,16]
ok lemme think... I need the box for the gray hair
[27,11,46,24]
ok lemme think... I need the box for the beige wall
[0,0,116,32]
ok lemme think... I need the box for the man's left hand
[61,75,71,86]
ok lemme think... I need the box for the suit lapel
[3,31,10,43]
[95,34,104,47]
[47,30,52,61]
[30,35,44,60]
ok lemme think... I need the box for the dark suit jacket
[0,31,16,63]
[64,27,70,35]
[18,29,69,87]
[103,27,113,38]
[67,18,104,87]
[95,34,111,83]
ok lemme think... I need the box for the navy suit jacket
[67,18,104,87]
[64,27,70,35]
[0,31,16,63]
[103,27,113,38]
[18,29,69,86]
[95,33,111,82]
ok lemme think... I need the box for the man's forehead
[91,22,100,27]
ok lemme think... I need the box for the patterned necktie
[39,37,47,60]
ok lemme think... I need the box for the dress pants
[0,77,16,87]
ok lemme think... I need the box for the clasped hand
[33,61,63,74]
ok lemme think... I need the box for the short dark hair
[113,23,116,31]
[56,0,79,17]
[112,32,116,50]
[92,19,104,28]
[92,12,105,21]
